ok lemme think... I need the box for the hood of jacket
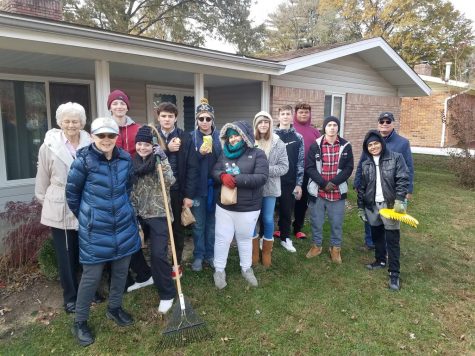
[219,121,255,148]
[43,128,91,167]
[363,130,386,156]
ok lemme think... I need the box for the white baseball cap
[91,117,119,135]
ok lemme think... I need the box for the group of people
[35,90,413,347]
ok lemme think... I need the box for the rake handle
[149,125,185,310]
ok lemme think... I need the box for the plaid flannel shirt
[318,137,341,201]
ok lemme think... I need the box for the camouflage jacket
[131,158,176,220]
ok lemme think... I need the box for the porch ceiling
[0,48,257,88]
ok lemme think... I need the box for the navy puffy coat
[66,144,140,264]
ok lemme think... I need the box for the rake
[379,208,419,228]
[148,125,210,349]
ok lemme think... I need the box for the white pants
[214,205,260,271]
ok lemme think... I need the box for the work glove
[220,173,236,189]
[394,199,406,214]
[153,144,167,161]
[358,208,367,222]
[324,182,336,192]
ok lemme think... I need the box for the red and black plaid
[318,137,341,201]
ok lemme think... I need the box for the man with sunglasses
[190,98,222,272]
[354,112,414,251]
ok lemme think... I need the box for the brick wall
[1,0,62,21]
[344,93,401,165]
[270,86,325,128]
[400,94,446,148]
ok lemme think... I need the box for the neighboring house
[400,62,475,153]
[0,1,430,208]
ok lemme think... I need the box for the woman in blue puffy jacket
[66,117,141,347]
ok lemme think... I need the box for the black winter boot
[72,321,94,347]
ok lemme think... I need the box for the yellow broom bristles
[379,208,419,228]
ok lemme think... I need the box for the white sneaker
[127,276,154,292]
[281,238,297,253]
[241,268,258,287]
[213,271,227,289]
[158,299,174,314]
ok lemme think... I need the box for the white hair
[55,102,87,127]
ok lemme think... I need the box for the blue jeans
[259,196,277,241]
[364,222,375,247]
[309,198,345,247]
[191,196,215,261]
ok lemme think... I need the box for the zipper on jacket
[108,161,118,257]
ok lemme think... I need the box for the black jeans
[371,225,400,274]
[170,189,185,264]
[293,173,309,234]
[75,255,131,322]
[51,228,80,306]
[128,249,151,283]
[142,217,176,300]
[278,184,295,241]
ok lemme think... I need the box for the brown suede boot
[262,239,274,267]
[306,244,322,259]
[252,237,260,266]
[329,246,342,264]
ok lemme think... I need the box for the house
[0,0,430,209]
[400,62,475,154]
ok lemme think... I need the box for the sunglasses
[378,119,392,125]
[95,133,118,139]
[198,116,212,122]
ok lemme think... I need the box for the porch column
[194,73,204,107]
[261,79,270,112]
[95,60,111,117]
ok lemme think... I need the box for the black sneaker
[72,321,94,347]
[365,260,386,270]
[106,307,134,327]
[389,273,400,291]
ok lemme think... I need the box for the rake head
[157,297,211,350]
[379,208,419,228]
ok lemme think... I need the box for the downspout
[441,62,453,148]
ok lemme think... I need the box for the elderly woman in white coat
[35,102,98,313]
[252,111,289,267]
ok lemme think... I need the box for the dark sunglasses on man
[378,119,392,125]
[198,116,212,122]
[95,133,118,139]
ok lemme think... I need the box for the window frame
[324,93,346,136]
[0,73,95,187]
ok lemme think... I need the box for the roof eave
[280,37,431,97]
[0,12,284,74]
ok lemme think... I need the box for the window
[324,94,345,134]
[0,80,48,181]
[146,85,207,131]
[0,76,94,184]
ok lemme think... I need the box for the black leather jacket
[357,130,409,211]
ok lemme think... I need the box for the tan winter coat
[35,128,91,229]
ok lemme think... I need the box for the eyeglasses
[378,120,392,125]
[198,116,212,122]
[95,133,118,139]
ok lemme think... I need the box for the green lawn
[2,154,474,355]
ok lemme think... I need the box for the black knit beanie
[322,116,340,133]
[135,126,153,144]
[366,132,383,145]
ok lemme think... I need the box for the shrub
[38,238,58,280]
[447,94,475,188]
[0,198,50,278]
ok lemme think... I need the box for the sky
[205,0,475,53]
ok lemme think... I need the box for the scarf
[132,153,155,183]
[223,140,245,159]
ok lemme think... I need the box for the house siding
[208,83,261,129]
[271,55,397,98]
[0,184,35,209]
[110,79,148,124]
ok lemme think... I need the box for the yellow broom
[379,208,419,228]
